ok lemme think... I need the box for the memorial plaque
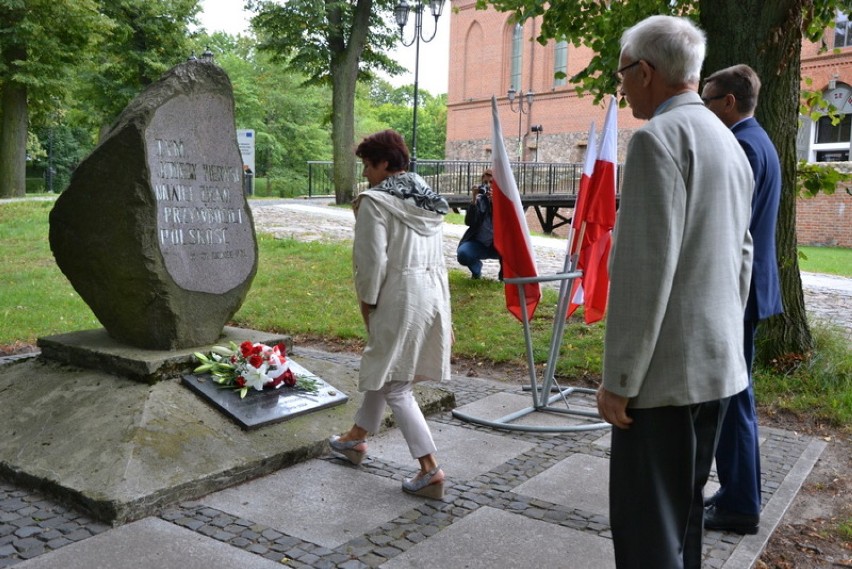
[182,359,349,430]
[149,96,254,294]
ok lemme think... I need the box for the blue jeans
[457,240,500,278]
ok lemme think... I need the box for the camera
[477,184,489,195]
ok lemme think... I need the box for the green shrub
[25,177,45,194]
[251,175,310,198]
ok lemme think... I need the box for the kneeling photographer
[456,169,502,280]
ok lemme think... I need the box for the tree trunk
[331,63,357,204]
[326,0,373,205]
[0,81,28,198]
[700,0,813,363]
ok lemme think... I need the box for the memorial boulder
[50,60,257,350]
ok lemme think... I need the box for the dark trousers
[713,320,761,516]
[456,240,500,278]
[609,399,729,569]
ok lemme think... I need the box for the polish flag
[489,96,540,322]
[567,120,597,310]
[568,96,618,324]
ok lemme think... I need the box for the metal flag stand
[452,251,610,433]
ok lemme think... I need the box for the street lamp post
[507,88,534,161]
[531,124,543,162]
[394,0,446,172]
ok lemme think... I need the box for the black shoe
[704,505,759,535]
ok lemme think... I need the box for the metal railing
[307,160,610,199]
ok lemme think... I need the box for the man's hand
[359,300,375,331]
[596,387,633,429]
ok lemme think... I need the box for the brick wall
[797,188,852,247]
[447,3,852,248]
[519,180,851,248]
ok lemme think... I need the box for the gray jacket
[602,91,754,409]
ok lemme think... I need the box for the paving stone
[212,530,234,541]
[13,527,41,539]
[260,528,282,541]
[176,517,204,531]
[45,537,72,550]
[246,543,268,555]
[63,529,92,542]
[297,552,320,565]
[273,536,302,549]
[17,544,46,560]
[285,547,308,559]
[359,553,387,567]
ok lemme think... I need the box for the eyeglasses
[701,94,728,106]
[615,59,655,83]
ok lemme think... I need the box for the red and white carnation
[194,340,317,398]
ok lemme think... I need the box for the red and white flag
[569,121,597,260]
[567,96,618,324]
[490,96,540,322]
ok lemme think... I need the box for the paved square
[201,459,420,548]
[369,420,536,480]
[515,453,610,516]
[14,518,282,569]
[380,506,616,569]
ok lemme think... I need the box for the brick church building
[444,2,852,246]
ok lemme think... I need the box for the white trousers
[354,381,437,460]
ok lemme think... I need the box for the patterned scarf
[371,172,449,215]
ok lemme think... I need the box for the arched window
[554,40,568,87]
[798,82,852,162]
[835,11,852,48]
[510,24,523,91]
[464,22,485,99]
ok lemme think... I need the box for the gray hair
[620,15,706,86]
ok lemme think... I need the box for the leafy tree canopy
[247,0,405,86]
[476,0,852,103]
[76,0,200,130]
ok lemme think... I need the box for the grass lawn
[799,245,852,277]
[1,199,849,429]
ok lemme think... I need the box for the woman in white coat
[329,130,453,500]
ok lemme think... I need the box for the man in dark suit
[597,16,754,568]
[701,64,784,535]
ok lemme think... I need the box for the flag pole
[572,221,588,258]
[452,97,606,432]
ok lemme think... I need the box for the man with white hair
[596,15,754,568]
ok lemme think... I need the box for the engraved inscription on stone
[148,94,254,294]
